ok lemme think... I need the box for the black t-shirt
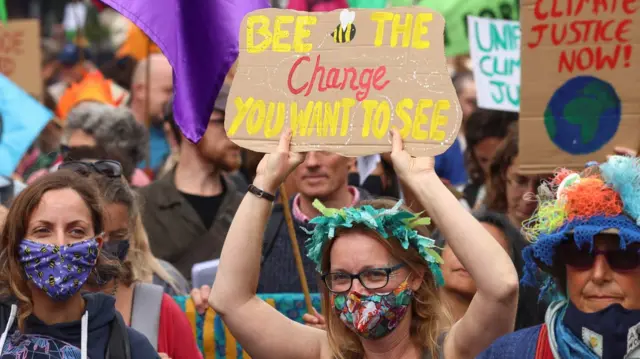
[180,189,225,229]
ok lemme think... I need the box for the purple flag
[101,0,270,143]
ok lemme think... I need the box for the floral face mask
[332,278,413,339]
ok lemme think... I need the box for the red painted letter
[288,56,310,95]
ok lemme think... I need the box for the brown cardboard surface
[519,0,640,174]
[226,7,462,157]
[0,20,42,99]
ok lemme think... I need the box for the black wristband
[248,184,276,202]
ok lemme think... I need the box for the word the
[370,12,433,49]
[533,0,638,19]
[227,97,451,141]
[488,81,519,107]
[287,54,390,101]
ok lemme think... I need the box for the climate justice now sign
[518,0,640,174]
[225,7,462,157]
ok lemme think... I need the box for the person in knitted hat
[479,155,640,359]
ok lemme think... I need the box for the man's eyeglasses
[59,160,123,178]
[322,264,405,293]
[557,242,640,272]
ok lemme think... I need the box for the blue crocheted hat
[521,156,640,290]
[303,199,444,286]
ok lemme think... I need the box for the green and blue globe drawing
[544,76,621,155]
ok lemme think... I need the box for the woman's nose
[591,254,614,284]
[53,229,69,246]
[351,278,367,294]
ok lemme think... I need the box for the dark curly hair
[484,122,519,213]
[464,110,518,186]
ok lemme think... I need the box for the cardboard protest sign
[0,20,42,99]
[226,7,462,157]
[519,0,640,174]
[468,16,520,112]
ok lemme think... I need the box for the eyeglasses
[322,264,405,293]
[557,243,640,272]
[59,160,122,178]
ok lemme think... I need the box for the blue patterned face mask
[19,238,100,301]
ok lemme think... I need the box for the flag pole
[279,184,314,313]
[143,37,152,174]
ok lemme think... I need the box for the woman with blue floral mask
[59,158,202,359]
[209,129,519,359]
[0,170,159,359]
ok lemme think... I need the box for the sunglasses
[556,242,640,272]
[59,160,122,178]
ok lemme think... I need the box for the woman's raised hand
[389,128,437,185]
[253,130,305,194]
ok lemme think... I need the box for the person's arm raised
[390,129,519,359]
[208,131,326,359]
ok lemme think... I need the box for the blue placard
[0,74,53,176]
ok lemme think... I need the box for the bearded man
[139,84,243,280]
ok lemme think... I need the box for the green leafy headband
[303,199,444,286]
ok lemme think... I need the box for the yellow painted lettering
[294,16,316,52]
[412,99,433,140]
[246,16,272,54]
[412,13,432,49]
[361,100,379,137]
[291,102,315,136]
[264,102,285,138]
[227,97,254,136]
[430,100,450,141]
[391,14,413,48]
[395,98,413,139]
[273,16,294,52]
[308,101,324,136]
[372,101,391,139]
[371,12,393,47]
[323,102,341,136]
[340,98,356,136]
[246,100,266,135]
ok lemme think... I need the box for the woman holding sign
[209,129,519,359]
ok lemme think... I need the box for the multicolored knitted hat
[521,155,640,292]
[303,199,444,286]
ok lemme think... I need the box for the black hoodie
[0,293,159,359]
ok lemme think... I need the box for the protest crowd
[0,0,638,358]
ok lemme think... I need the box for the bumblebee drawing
[331,10,356,44]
